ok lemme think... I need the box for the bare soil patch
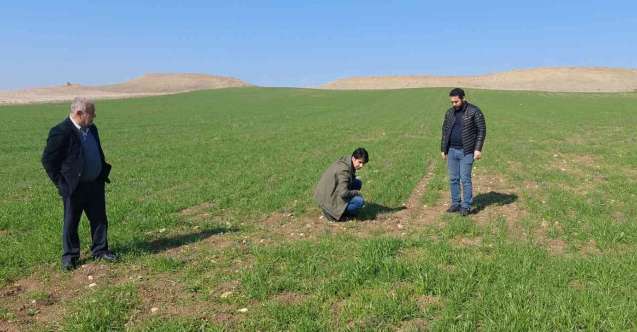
[179,202,215,221]
[451,236,483,247]
[396,296,441,331]
[547,239,567,255]
[260,211,348,242]
[532,219,569,256]
[272,292,307,305]
[0,262,119,330]
[416,295,441,310]
[137,277,202,317]
[578,239,602,256]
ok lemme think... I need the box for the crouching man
[314,148,368,221]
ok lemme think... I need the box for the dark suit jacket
[42,117,112,197]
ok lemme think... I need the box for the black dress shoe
[93,252,118,262]
[460,208,472,216]
[62,259,78,271]
[446,205,461,213]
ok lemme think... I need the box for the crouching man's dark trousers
[62,180,109,264]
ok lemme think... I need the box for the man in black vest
[42,97,115,270]
[440,88,487,216]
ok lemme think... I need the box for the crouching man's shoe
[460,208,472,216]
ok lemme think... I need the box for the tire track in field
[397,160,436,215]
[369,160,448,234]
[372,159,437,223]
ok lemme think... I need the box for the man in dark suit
[42,97,116,270]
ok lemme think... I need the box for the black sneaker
[446,205,461,213]
[460,208,472,216]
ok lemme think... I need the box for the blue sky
[1,1,635,89]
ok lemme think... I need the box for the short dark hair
[449,88,465,99]
[352,147,369,163]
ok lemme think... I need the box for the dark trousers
[62,180,109,263]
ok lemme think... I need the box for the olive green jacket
[314,156,358,220]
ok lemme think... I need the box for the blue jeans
[447,148,474,209]
[345,178,364,216]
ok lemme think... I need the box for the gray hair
[70,97,95,114]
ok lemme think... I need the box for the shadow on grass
[473,191,518,213]
[357,202,407,221]
[115,225,239,256]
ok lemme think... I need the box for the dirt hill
[101,73,250,93]
[320,67,637,92]
[0,73,252,105]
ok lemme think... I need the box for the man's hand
[441,152,447,160]
[474,150,482,160]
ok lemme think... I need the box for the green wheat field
[1,87,636,330]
